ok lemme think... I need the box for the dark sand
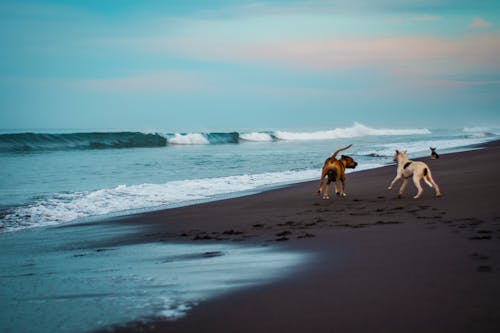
[96,141,500,333]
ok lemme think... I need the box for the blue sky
[1,0,499,132]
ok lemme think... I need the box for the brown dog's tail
[332,144,353,160]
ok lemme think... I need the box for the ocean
[1,122,498,233]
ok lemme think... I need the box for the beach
[1,140,499,333]
[83,140,500,333]
[3,1,499,332]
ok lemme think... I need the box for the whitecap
[274,123,430,141]
[239,132,274,142]
[167,133,209,145]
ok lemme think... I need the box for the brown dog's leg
[318,169,327,196]
[339,177,346,196]
[323,180,330,199]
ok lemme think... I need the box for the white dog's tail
[332,144,353,160]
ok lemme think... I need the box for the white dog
[388,150,441,199]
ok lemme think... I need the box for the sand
[86,140,500,332]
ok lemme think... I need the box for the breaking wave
[0,123,431,152]
[274,123,430,141]
[1,170,320,232]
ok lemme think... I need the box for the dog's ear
[395,150,399,154]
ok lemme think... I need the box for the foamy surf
[167,133,209,145]
[274,123,430,141]
[239,132,274,142]
[1,170,321,232]
[357,136,495,158]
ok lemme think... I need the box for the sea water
[0,122,498,232]
[0,223,309,333]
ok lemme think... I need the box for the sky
[0,0,499,132]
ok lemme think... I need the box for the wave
[167,133,210,145]
[239,132,274,142]
[463,126,498,138]
[274,123,430,141]
[0,123,431,152]
[0,169,321,232]
[2,160,387,232]
[357,136,497,157]
[0,132,167,152]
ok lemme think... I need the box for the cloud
[153,34,500,77]
[469,17,493,29]
[426,79,500,89]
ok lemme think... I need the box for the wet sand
[91,140,499,332]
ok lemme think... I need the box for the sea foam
[274,123,430,141]
[239,132,274,142]
[2,170,320,231]
[167,133,209,145]
[357,137,493,157]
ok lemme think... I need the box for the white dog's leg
[423,176,433,188]
[388,174,402,190]
[412,175,424,199]
[398,178,409,198]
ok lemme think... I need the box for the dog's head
[341,155,358,169]
[393,150,408,162]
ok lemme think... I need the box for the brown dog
[317,144,358,199]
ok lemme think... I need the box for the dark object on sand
[430,147,439,159]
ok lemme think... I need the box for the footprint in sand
[297,233,315,239]
[477,265,492,272]
[275,231,292,237]
[375,220,401,225]
[471,253,489,261]
[222,229,244,235]
[469,235,492,240]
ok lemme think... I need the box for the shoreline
[62,140,500,230]
[92,140,499,243]
[90,140,500,332]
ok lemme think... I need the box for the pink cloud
[427,79,500,89]
[161,34,500,75]
[469,17,493,29]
